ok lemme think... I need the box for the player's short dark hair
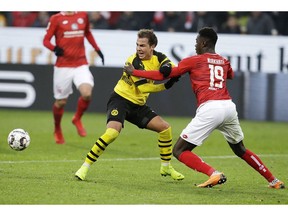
[138,29,158,47]
[199,27,218,47]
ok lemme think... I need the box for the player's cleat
[54,129,65,144]
[197,172,227,188]
[269,179,285,189]
[75,165,89,181]
[72,116,87,137]
[160,165,184,180]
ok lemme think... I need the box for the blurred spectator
[32,12,50,27]
[2,11,288,37]
[220,14,241,34]
[115,12,138,30]
[0,12,7,27]
[89,12,109,29]
[270,12,288,35]
[7,12,38,27]
[107,12,122,29]
[155,12,186,32]
[186,12,218,32]
[210,12,229,31]
[232,12,250,34]
[246,12,278,35]
[133,12,155,29]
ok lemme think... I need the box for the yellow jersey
[114,51,174,105]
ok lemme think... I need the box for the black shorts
[106,92,158,129]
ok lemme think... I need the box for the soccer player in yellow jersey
[75,29,184,181]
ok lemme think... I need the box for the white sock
[161,162,170,167]
[83,162,90,168]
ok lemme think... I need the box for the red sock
[53,105,64,131]
[241,149,274,182]
[75,97,90,119]
[178,150,215,176]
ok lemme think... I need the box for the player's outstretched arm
[123,63,166,81]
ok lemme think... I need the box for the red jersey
[43,12,101,67]
[132,53,234,107]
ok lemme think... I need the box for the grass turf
[0,109,287,206]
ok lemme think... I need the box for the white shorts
[53,65,94,99]
[180,100,244,146]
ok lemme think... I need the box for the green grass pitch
[0,109,287,209]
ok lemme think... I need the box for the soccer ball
[7,128,30,151]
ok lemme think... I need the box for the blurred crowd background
[0,11,288,36]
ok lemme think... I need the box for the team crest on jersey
[111,109,118,116]
[77,18,84,24]
[71,23,78,30]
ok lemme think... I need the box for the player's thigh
[106,92,128,126]
[146,115,170,132]
[127,105,158,129]
[53,67,74,99]
[219,115,244,144]
[73,65,94,89]
[180,103,223,146]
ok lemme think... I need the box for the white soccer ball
[7,128,30,151]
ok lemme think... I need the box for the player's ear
[202,40,207,47]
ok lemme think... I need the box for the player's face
[136,37,154,60]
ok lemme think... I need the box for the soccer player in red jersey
[124,27,285,189]
[43,12,104,144]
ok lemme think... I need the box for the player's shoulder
[152,50,173,65]
[126,53,137,63]
[49,12,62,21]
[153,50,167,60]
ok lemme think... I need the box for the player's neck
[61,11,76,16]
[202,48,215,54]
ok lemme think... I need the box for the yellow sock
[85,128,119,165]
[158,126,172,163]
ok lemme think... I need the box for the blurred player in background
[43,11,104,144]
[75,29,184,181]
[124,27,285,189]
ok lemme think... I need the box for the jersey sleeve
[227,63,234,79]
[132,69,165,80]
[43,16,57,51]
[137,82,166,93]
[177,57,194,74]
[85,13,100,51]
[131,60,189,81]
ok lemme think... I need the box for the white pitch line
[0,154,287,164]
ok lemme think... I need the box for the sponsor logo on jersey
[77,18,84,24]
[71,23,78,30]
[63,30,84,38]
[121,74,133,86]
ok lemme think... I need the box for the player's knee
[55,99,67,107]
[159,125,171,136]
[105,128,119,142]
[80,93,92,101]
[172,138,186,159]
[172,145,181,159]
[229,141,246,157]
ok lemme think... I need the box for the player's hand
[160,63,172,78]
[123,62,134,75]
[164,76,180,89]
[96,50,105,65]
[54,46,64,56]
